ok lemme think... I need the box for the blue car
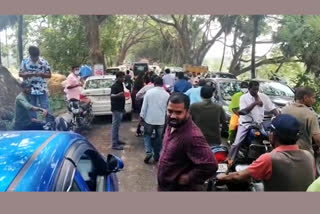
[0,131,124,192]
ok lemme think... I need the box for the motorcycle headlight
[72,108,80,114]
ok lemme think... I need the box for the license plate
[95,96,108,101]
[217,163,228,173]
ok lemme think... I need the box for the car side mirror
[106,154,124,173]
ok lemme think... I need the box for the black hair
[177,72,184,79]
[28,46,40,58]
[295,87,315,101]
[240,81,249,88]
[165,69,170,74]
[273,131,298,145]
[116,72,125,78]
[201,85,215,99]
[151,75,157,83]
[72,65,79,70]
[248,80,259,89]
[20,80,32,89]
[168,93,190,110]
[154,77,163,86]
[198,79,207,87]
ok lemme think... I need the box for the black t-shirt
[111,81,125,112]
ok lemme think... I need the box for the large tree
[80,15,109,69]
[0,15,18,66]
[149,15,237,66]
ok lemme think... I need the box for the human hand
[177,174,189,185]
[40,108,48,117]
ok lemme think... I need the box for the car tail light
[124,91,131,100]
[214,152,228,164]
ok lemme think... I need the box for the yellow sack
[229,114,239,131]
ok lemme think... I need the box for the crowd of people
[11,45,320,191]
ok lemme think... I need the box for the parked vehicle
[0,131,124,192]
[82,75,132,119]
[132,62,149,77]
[204,72,237,79]
[67,98,94,132]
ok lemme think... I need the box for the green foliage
[39,15,89,74]
[49,93,66,114]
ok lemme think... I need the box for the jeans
[112,111,123,147]
[143,122,164,160]
[30,92,50,119]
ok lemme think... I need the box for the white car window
[85,79,114,89]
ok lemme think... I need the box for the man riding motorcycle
[217,114,315,191]
[228,80,279,165]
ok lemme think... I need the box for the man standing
[281,87,320,155]
[218,114,315,191]
[111,72,126,150]
[184,79,207,105]
[19,46,51,119]
[13,81,48,130]
[140,77,170,163]
[124,70,133,92]
[62,65,83,101]
[157,93,218,191]
[174,72,192,93]
[162,68,175,92]
[228,81,249,144]
[190,85,228,146]
[228,81,279,162]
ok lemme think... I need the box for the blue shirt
[184,87,203,105]
[174,79,192,93]
[140,87,170,125]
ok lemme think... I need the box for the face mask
[74,70,80,75]
[240,88,248,93]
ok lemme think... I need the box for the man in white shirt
[228,80,279,162]
[162,68,175,92]
[140,77,170,164]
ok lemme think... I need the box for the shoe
[118,140,126,145]
[144,154,152,164]
[135,132,142,137]
[112,145,124,150]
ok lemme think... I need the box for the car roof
[85,75,116,81]
[0,131,86,191]
[206,77,242,82]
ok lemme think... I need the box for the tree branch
[149,15,177,28]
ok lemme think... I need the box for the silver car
[82,75,132,119]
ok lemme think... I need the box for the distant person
[124,70,133,92]
[162,68,175,92]
[184,79,207,105]
[62,65,83,101]
[140,77,170,163]
[110,72,126,150]
[190,85,228,146]
[13,81,48,130]
[131,73,145,112]
[157,93,217,191]
[174,72,192,93]
[19,46,51,119]
[281,87,320,155]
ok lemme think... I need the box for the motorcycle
[67,98,94,132]
[42,112,71,131]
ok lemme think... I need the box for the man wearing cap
[217,114,315,191]
[13,81,48,130]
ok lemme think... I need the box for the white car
[82,75,132,119]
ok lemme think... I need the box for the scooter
[67,98,94,132]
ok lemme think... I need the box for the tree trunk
[80,16,106,70]
[17,15,23,64]
[116,48,128,66]
[219,33,227,71]
[5,28,9,67]
[251,16,259,79]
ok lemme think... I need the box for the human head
[167,93,190,128]
[126,70,130,75]
[72,65,80,75]
[198,79,207,87]
[177,72,184,80]
[248,80,260,97]
[165,68,170,74]
[20,80,32,94]
[295,87,316,107]
[269,114,300,146]
[192,72,196,77]
[116,72,125,83]
[240,81,249,93]
[151,75,157,83]
[154,77,163,87]
[28,46,40,62]
[201,85,215,99]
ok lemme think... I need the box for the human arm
[136,86,147,100]
[139,93,148,121]
[110,84,124,98]
[216,169,251,182]
[239,96,262,115]
[310,115,320,146]
[177,136,218,185]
